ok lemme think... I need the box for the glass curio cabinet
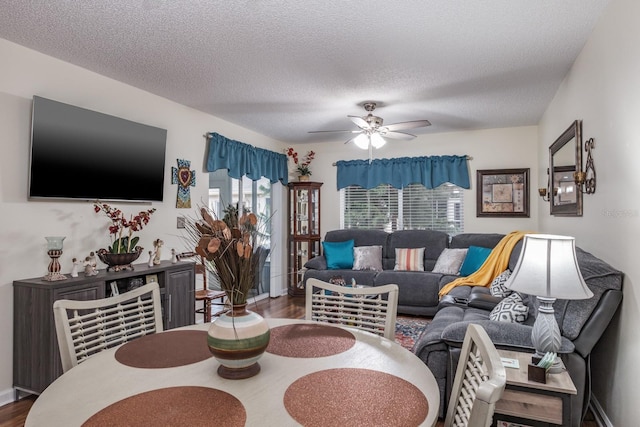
[287,181,322,296]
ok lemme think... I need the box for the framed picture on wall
[476,168,530,217]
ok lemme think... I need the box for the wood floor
[0,295,598,427]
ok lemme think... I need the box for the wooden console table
[13,260,195,396]
[494,349,577,426]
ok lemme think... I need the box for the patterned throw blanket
[438,230,529,297]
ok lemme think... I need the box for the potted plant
[184,205,271,379]
[93,202,156,271]
[287,147,315,181]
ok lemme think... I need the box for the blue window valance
[206,132,289,184]
[336,155,470,190]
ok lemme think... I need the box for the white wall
[0,38,287,403]
[538,0,639,424]
[5,2,634,419]
[303,126,539,235]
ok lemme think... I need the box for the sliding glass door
[208,170,271,299]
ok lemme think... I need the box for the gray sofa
[303,229,512,316]
[304,229,455,316]
[414,241,623,426]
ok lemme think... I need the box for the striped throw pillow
[394,247,425,271]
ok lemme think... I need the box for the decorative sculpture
[70,258,81,278]
[171,158,196,208]
[153,239,163,265]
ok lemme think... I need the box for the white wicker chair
[305,278,399,340]
[53,282,163,372]
[444,323,507,427]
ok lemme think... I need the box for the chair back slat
[305,278,398,340]
[444,324,506,427]
[53,282,163,372]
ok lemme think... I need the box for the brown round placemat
[284,368,429,426]
[266,324,356,358]
[82,386,245,426]
[115,330,212,368]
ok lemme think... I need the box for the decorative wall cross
[171,159,196,208]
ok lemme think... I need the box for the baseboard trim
[0,388,16,406]
[590,395,614,427]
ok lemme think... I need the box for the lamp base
[43,249,67,281]
[532,296,562,372]
[43,272,68,281]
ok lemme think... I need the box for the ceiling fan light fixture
[354,134,369,150]
[371,133,386,148]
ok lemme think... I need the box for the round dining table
[26,318,440,426]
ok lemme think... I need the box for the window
[209,173,272,297]
[341,183,464,235]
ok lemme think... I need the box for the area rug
[394,316,431,351]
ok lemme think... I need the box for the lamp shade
[353,134,369,149]
[505,234,593,300]
[370,133,386,148]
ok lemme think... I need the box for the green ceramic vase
[207,304,271,379]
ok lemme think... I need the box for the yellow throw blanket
[438,231,530,297]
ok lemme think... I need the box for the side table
[494,349,577,426]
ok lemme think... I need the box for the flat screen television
[29,96,167,202]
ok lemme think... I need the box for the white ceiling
[0,1,610,144]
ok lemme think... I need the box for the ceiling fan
[309,102,431,150]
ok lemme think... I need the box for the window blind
[341,183,464,234]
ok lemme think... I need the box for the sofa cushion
[490,292,529,323]
[375,270,442,308]
[489,269,512,297]
[352,245,383,271]
[322,240,354,269]
[553,247,623,340]
[394,247,425,271]
[458,246,492,276]
[426,306,575,353]
[432,248,468,275]
[304,256,326,270]
[304,269,378,287]
[450,233,505,250]
[324,229,389,254]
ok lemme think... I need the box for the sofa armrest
[441,320,575,353]
[572,289,622,357]
[467,288,502,311]
[304,256,327,270]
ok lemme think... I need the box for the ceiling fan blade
[344,132,364,144]
[382,131,416,140]
[308,129,360,134]
[383,120,431,132]
[348,115,370,129]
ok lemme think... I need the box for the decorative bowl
[97,246,143,272]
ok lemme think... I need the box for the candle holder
[43,236,68,281]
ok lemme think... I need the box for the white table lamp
[505,234,593,371]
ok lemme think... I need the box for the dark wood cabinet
[287,181,322,296]
[13,260,195,395]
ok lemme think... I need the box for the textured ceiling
[0,0,610,144]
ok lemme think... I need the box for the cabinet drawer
[495,389,563,425]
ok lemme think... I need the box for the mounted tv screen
[29,96,167,202]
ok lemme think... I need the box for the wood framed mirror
[549,120,582,216]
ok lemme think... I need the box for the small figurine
[153,239,163,265]
[148,250,155,267]
[84,257,99,276]
[70,257,81,278]
[171,248,178,264]
[88,251,98,271]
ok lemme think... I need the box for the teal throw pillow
[458,246,492,276]
[323,240,355,269]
